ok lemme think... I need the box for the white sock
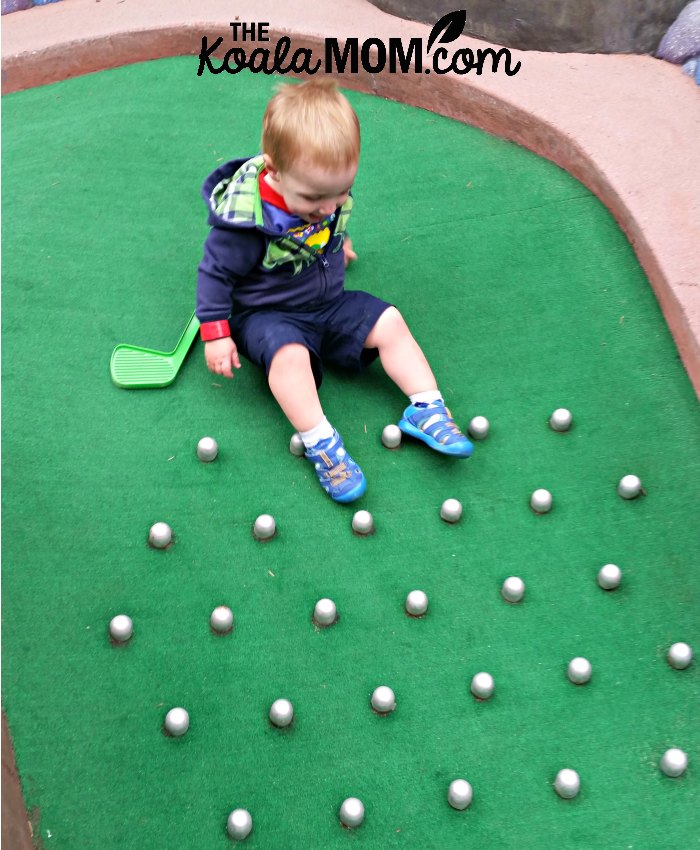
[409,389,442,406]
[300,416,335,448]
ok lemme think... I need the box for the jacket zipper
[279,236,330,301]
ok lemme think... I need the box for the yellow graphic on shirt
[261,196,352,274]
[287,223,331,253]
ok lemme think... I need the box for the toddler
[196,78,473,503]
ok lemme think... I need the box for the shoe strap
[314,448,353,484]
[417,410,461,441]
[327,461,352,485]
[318,449,335,468]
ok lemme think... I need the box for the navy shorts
[230,290,392,387]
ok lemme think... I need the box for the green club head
[110,347,179,388]
[110,312,200,389]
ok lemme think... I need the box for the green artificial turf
[2,57,699,849]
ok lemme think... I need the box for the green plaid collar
[209,155,353,236]
[210,155,265,226]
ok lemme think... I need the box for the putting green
[2,57,698,850]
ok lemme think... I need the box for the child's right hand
[205,337,241,379]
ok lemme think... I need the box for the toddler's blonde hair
[262,78,360,173]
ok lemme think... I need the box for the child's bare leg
[267,343,324,432]
[364,307,473,458]
[268,343,366,501]
[364,307,437,395]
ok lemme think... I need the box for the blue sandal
[398,401,473,458]
[305,430,367,502]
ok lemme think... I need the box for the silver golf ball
[371,685,396,714]
[659,748,688,778]
[269,698,294,728]
[196,436,218,462]
[164,707,189,737]
[381,424,402,449]
[554,768,580,799]
[667,642,693,670]
[253,514,276,541]
[226,808,253,840]
[530,488,552,514]
[405,589,428,617]
[289,432,305,457]
[210,606,234,635]
[339,797,364,828]
[352,510,374,535]
[109,614,133,643]
[470,672,495,700]
[148,521,172,549]
[567,657,592,685]
[468,415,489,440]
[313,598,337,627]
[447,778,473,810]
[549,408,572,432]
[501,576,525,603]
[597,563,622,590]
[440,498,462,523]
[618,474,643,499]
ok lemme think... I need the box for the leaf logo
[426,10,467,53]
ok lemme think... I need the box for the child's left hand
[343,236,357,268]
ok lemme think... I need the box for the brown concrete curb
[2,0,699,401]
[2,711,35,850]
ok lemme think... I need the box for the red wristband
[200,320,231,341]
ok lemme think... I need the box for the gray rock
[1,0,34,14]
[657,0,700,62]
[369,0,689,54]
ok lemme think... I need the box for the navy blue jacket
[196,156,353,323]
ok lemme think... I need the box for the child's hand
[343,236,357,268]
[205,337,241,379]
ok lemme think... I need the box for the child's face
[264,156,357,224]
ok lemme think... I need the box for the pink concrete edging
[3,0,699,396]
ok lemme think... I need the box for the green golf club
[110,311,200,388]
